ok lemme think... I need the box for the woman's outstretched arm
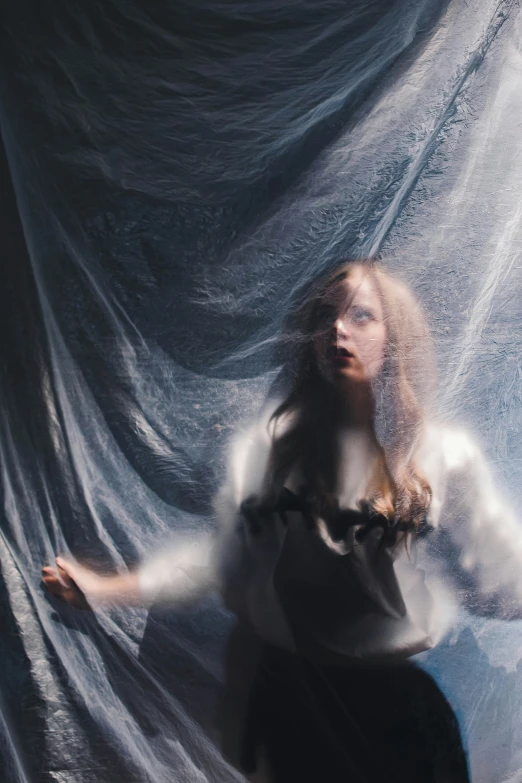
[42,530,220,610]
[41,411,274,612]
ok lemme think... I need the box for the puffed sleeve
[424,427,522,620]
[138,532,218,607]
[138,409,274,608]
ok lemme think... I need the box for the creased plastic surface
[1,1,522,780]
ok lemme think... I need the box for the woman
[43,261,522,782]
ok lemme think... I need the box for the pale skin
[41,557,143,608]
[42,265,386,609]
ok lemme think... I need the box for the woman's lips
[332,346,354,364]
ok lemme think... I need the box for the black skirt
[241,647,470,783]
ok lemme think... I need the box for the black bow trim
[240,488,315,535]
[241,488,396,540]
[240,489,429,549]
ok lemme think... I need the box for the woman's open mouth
[333,346,354,364]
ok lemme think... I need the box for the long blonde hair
[266,260,435,532]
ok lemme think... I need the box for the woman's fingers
[57,564,76,585]
[41,559,92,610]
[55,558,97,596]
[42,566,63,591]
[55,557,78,582]
[42,563,73,590]
[42,574,64,595]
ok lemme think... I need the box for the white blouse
[139,406,522,663]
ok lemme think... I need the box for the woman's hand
[42,557,143,609]
[42,558,105,609]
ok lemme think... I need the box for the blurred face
[312,268,386,386]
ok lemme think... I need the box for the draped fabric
[1,1,522,780]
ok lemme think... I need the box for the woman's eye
[350,307,373,324]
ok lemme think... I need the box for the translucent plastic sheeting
[0,0,521,780]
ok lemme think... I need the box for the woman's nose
[334,317,349,338]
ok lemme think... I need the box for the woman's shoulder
[416,421,490,524]
[413,423,479,529]
[216,399,294,512]
[228,398,290,461]
[418,421,483,473]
